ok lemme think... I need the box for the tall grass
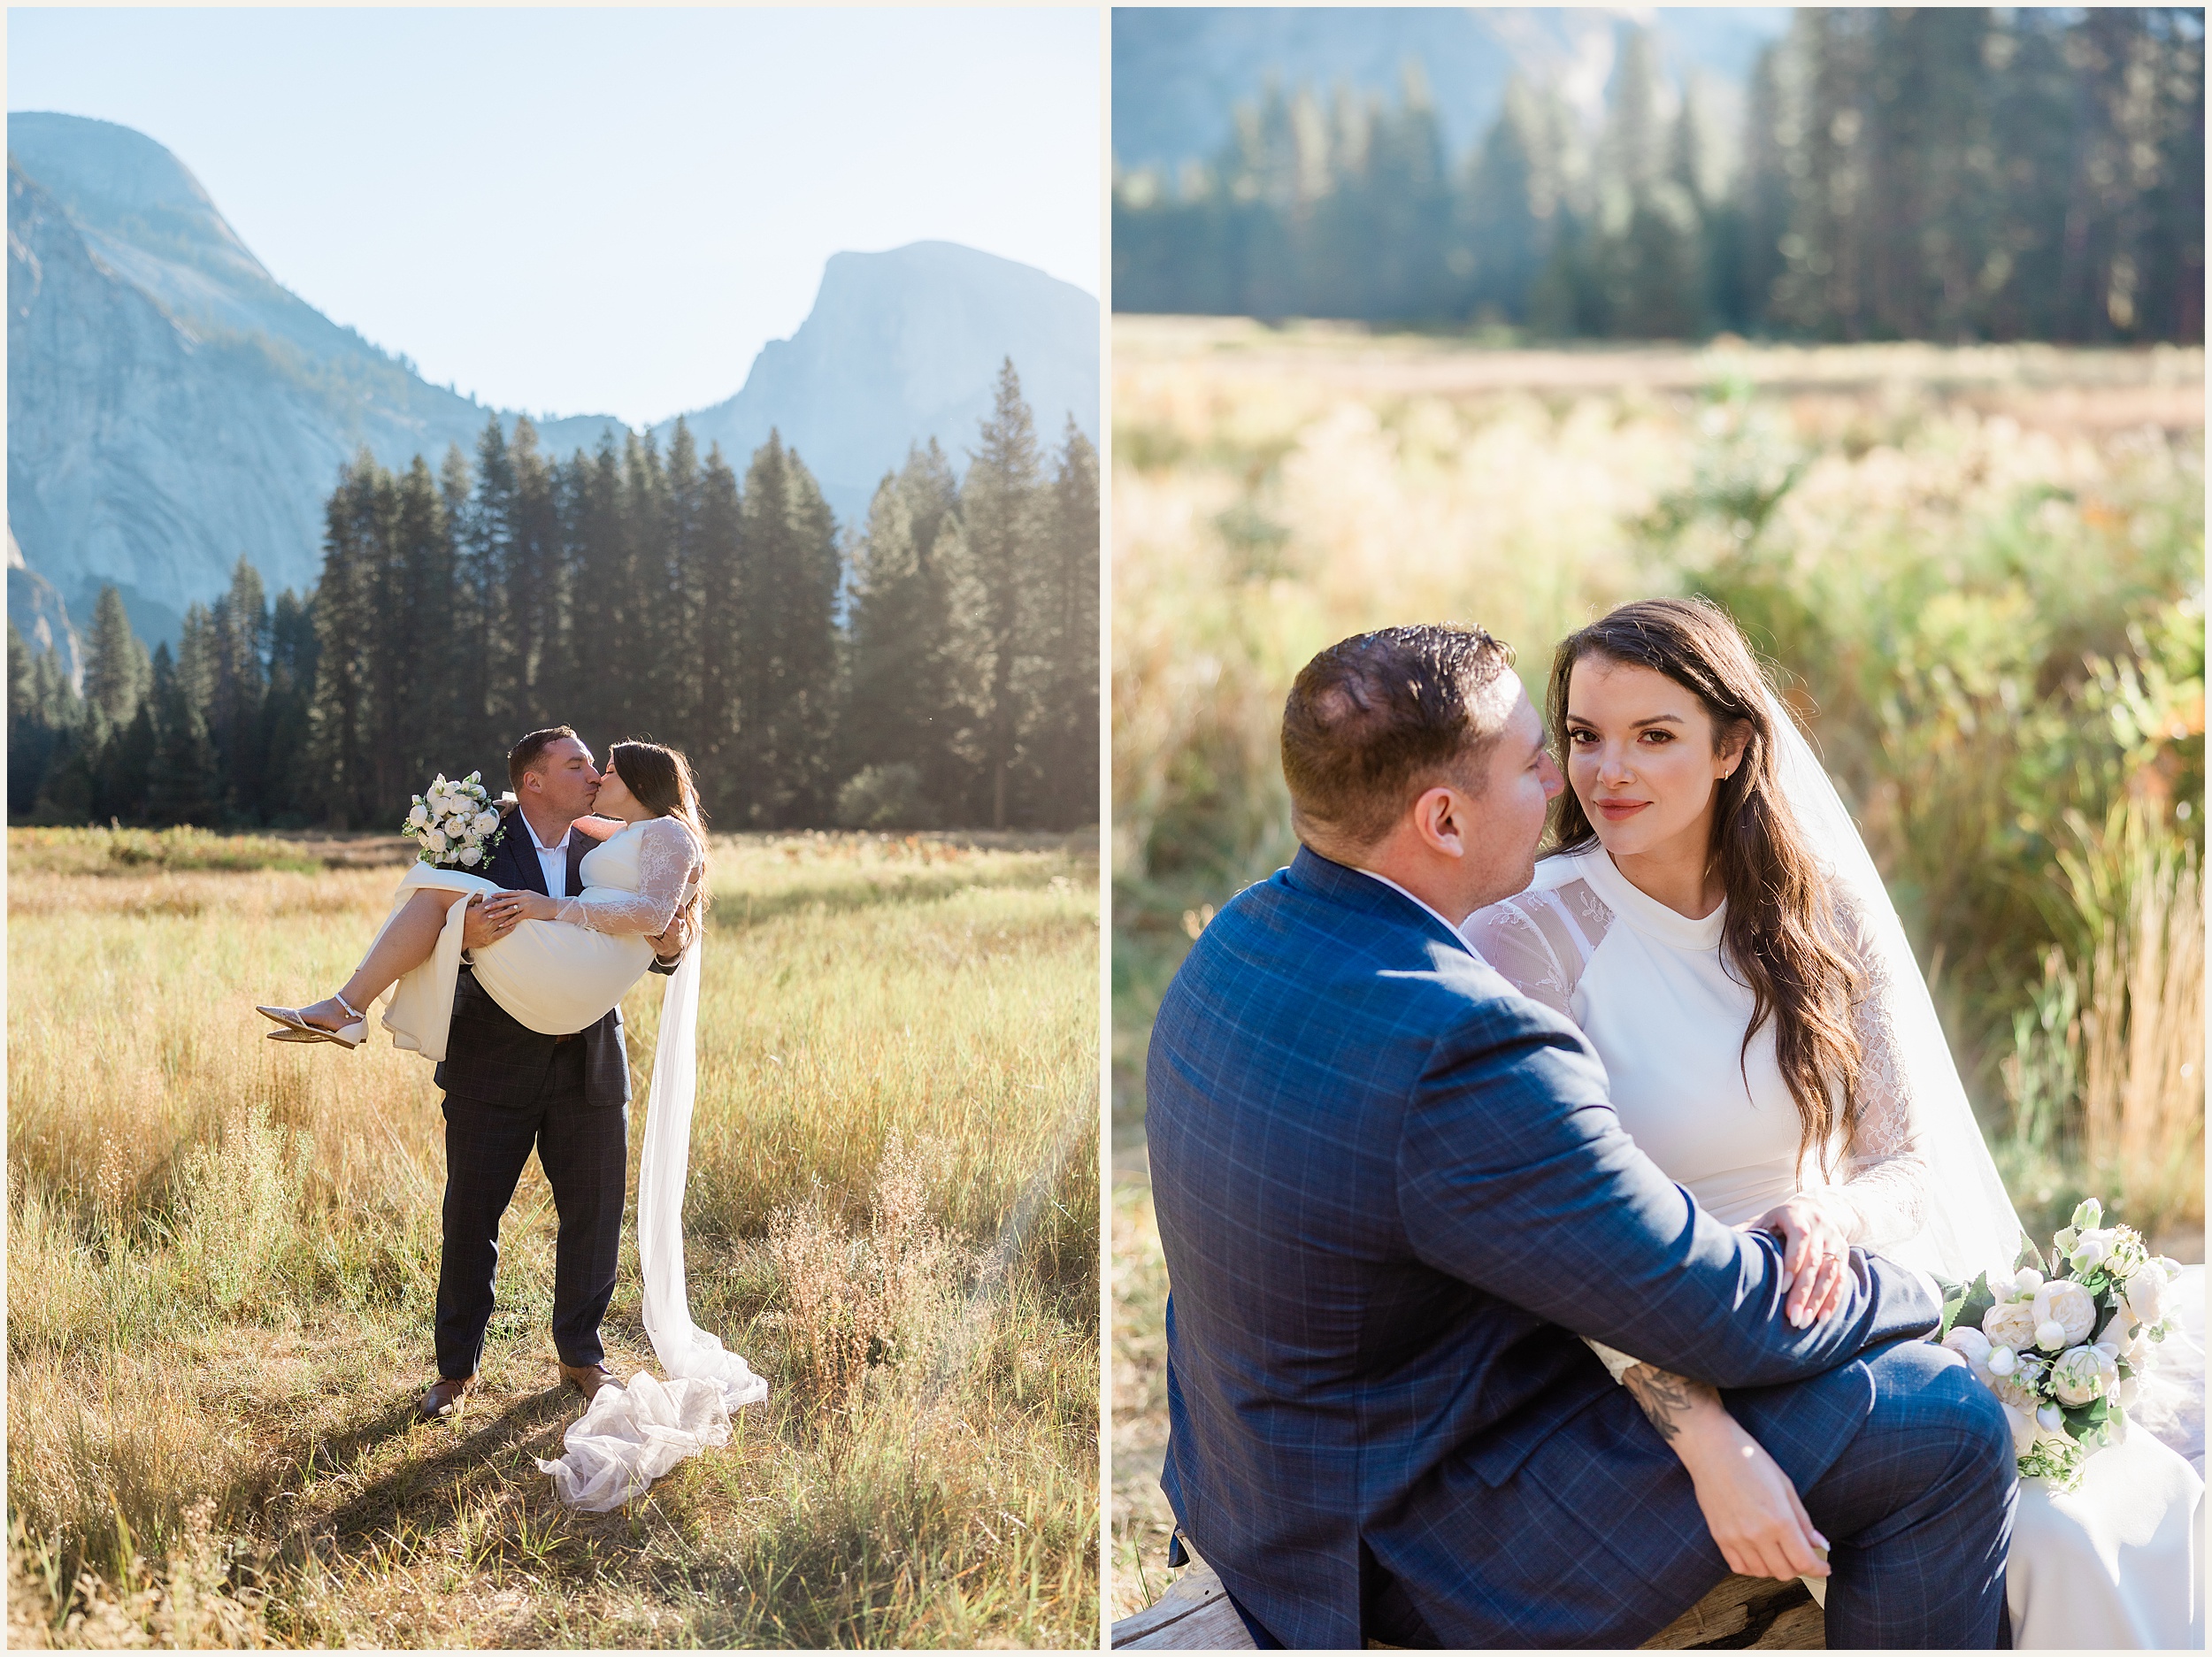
[1112,323,2202,1231]
[8,828,1098,1648]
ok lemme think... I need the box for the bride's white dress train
[1468,839,2204,1650]
[371,816,769,1508]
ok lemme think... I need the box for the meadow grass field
[1110,321,2204,1617]
[7,825,1100,1649]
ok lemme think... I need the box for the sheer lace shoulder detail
[1461,873,1616,1022]
[1823,886,1932,1250]
[554,816,701,938]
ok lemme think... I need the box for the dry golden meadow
[8,825,1099,1648]
[1110,323,2204,1616]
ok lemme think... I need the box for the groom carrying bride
[1145,625,2016,1648]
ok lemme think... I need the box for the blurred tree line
[9,362,1099,833]
[1114,8,2204,342]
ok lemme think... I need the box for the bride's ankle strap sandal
[256,994,368,1049]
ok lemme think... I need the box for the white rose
[2032,1279,2098,1347]
[2010,1266,2045,1299]
[426,829,448,855]
[1943,1325,1994,1385]
[459,844,483,867]
[2071,1197,2105,1231]
[2036,1320,2069,1351]
[2124,1268,2167,1326]
[408,803,429,829]
[2070,1234,2109,1272]
[2050,1344,2118,1406]
[2001,1401,2041,1455]
[2037,1402,2065,1434]
[473,810,500,838]
[1982,1300,2040,1351]
[1986,1345,2018,1377]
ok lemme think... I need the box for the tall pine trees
[7,361,1099,833]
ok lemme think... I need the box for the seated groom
[1145,625,2016,1649]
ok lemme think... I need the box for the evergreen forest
[1113,8,2205,342]
[8,362,1099,833]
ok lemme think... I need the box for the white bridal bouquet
[401,771,511,869]
[1939,1199,2185,1489]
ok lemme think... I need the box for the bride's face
[595,762,644,820]
[1563,657,1747,864]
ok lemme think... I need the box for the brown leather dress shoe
[558,1362,622,1402]
[419,1374,473,1420]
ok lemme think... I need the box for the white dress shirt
[521,813,573,898]
[1350,866,1474,954]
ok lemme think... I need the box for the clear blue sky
[8,7,1102,426]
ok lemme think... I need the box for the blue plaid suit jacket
[1148,847,1941,1648]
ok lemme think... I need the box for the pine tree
[734,433,840,825]
[208,558,270,820]
[1019,419,1100,827]
[308,451,389,827]
[144,640,220,825]
[955,361,1042,828]
[259,588,318,824]
[694,443,747,826]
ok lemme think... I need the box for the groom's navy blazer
[1147,847,1943,1649]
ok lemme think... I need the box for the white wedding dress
[369,815,770,1508]
[1466,839,2205,1650]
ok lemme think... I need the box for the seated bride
[257,740,703,1059]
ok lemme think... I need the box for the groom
[419,725,692,1422]
[1146,625,2016,1648]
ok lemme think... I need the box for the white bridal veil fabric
[365,820,768,1509]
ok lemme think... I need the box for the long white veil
[538,932,768,1510]
[1764,689,2027,1285]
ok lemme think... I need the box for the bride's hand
[1675,1409,1832,1584]
[503,889,559,923]
[1747,1194,1853,1328]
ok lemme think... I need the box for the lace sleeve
[1823,893,1932,1250]
[553,817,699,937]
[1462,894,1578,1020]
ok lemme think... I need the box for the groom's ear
[1409,784,1469,860]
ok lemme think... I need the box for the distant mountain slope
[8,114,1094,648]
[5,113,571,627]
[659,242,1098,524]
[1110,7,1790,173]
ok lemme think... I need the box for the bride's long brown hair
[608,740,710,932]
[1546,598,1864,1178]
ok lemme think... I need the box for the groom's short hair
[509,725,582,789]
[1282,625,1519,849]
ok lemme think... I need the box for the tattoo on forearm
[1624,1366,1701,1443]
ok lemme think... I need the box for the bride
[1464,598,2202,1650]
[257,739,768,1509]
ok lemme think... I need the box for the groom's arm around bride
[1146,625,2015,1650]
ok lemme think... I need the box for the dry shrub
[766,1136,971,1432]
[9,1500,270,1650]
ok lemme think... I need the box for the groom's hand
[649,909,695,964]
[462,892,524,951]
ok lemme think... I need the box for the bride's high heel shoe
[257,991,367,1048]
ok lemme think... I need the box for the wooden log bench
[1111,1559,1823,1650]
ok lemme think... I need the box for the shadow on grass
[252,1385,580,1569]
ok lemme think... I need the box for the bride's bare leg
[295,889,472,1030]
